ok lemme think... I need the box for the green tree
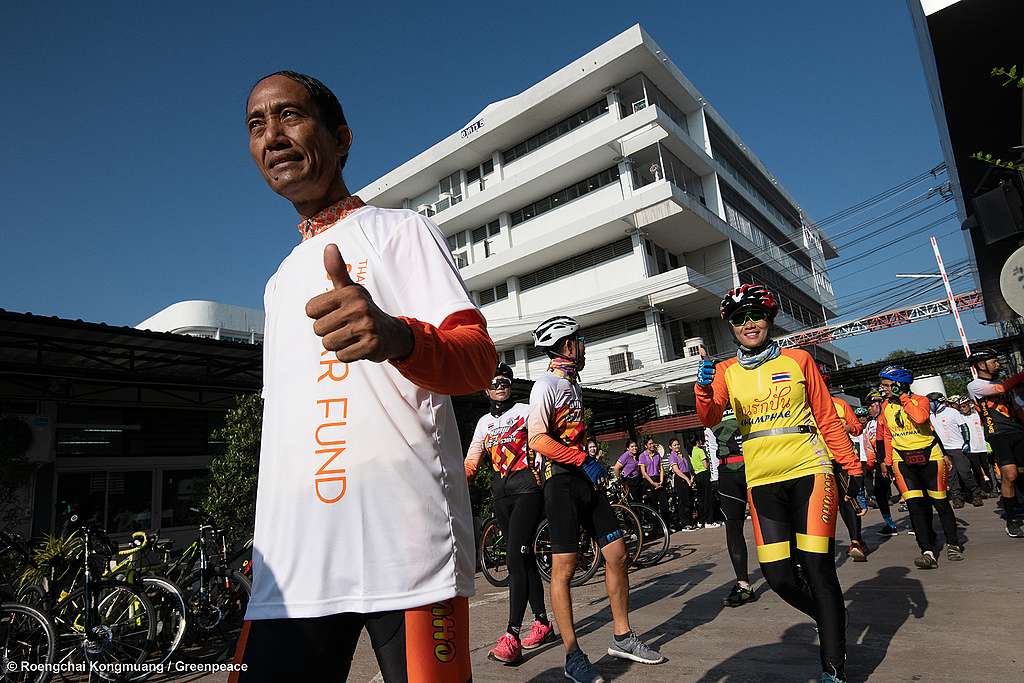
[883,349,917,361]
[202,394,262,544]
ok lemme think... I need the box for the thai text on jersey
[720,283,779,320]
[720,352,832,487]
[883,397,938,462]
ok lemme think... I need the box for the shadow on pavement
[845,565,927,682]
[694,623,819,682]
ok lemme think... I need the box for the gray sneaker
[607,632,664,664]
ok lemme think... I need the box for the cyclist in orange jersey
[822,371,869,562]
[877,366,964,567]
[696,284,863,683]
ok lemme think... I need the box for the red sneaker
[488,632,522,663]
[521,620,555,650]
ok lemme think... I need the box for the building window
[509,167,620,227]
[503,349,516,365]
[161,469,208,528]
[501,100,609,164]
[478,282,509,306]
[519,237,633,291]
[447,232,467,251]
[465,159,496,191]
[453,252,468,269]
[471,220,500,244]
[56,470,153,533]
[436,171,463,213]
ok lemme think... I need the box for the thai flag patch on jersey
[771,372,792,383]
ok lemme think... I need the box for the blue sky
[0,0,993,363]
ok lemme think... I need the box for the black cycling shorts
[988,431,1024,468]
[230,597,471,683]
[893,458,947,502]
[716,466,748,521]
[748,472,838,564]
[543,473,622,554]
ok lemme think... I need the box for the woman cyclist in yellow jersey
[876,366,964,567]
[696,284,863,683]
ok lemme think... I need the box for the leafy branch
[990,65,1024,88]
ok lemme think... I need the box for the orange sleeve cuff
[528,433,586,465]
[390,309,496,395]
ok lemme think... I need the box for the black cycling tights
[724,519,749,583]
[893,459,960,553]
[833,462,862,544]
[494,492,547,635]
[749,473,846,679]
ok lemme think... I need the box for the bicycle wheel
[610,504,643,567]
[126,577,188,681]
[180,570,250,664]
[1,602,57,683]
[629,503,671,567]
[478,519,509,588]
[532,522,601,587]
[55,582,157,681]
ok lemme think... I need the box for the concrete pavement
[193,501,1023,682]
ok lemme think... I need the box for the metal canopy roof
[0,309,262,391]
[829,334,1024,388]
[0,309,654,424]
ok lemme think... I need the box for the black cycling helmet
[926,392,946,402]
[966,348,998,365]
[720,283,779,321]
[494,362,514,380]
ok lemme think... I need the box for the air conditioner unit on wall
[609,345,635,375]
[417,204,434,217]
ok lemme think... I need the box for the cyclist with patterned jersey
[965,348,1024,537]
[863,390,899,535]
[527,315,663,683]
[696,284,863,683]
[464,363,554,664]
[824,374,869,562]
[877,366,964,567]
[712,410,757,607]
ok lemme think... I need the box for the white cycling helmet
[533,315,580,349]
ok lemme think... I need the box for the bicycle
[606,478,671,568]
[20,518,157,681]
[0,530,56,683]
[152,516,250,664]
[477,515,600,588]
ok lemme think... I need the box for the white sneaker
[705,522,722,529]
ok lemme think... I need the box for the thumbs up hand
[696,345,716,386]
[306,244,414,363]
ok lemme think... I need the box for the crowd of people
[233,70,1022,683]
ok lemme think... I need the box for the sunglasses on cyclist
[728,310,769,327]
[489,378,512,390]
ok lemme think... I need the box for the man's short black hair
[253,70,349,172]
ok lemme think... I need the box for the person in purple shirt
[639,437,671,522]
[667,438,696,530]
[613,440,642,495]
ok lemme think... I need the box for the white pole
[931,235,972,362]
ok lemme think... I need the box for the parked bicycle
[1,530,56,683]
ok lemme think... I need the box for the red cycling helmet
[720,283,779,320]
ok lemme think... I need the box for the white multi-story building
[358,25,847,415]
[137,301,264,344]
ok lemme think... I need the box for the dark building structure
[0,310,654,539]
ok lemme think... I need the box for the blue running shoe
[565,648,603,683]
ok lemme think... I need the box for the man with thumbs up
[233,71,495,683]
